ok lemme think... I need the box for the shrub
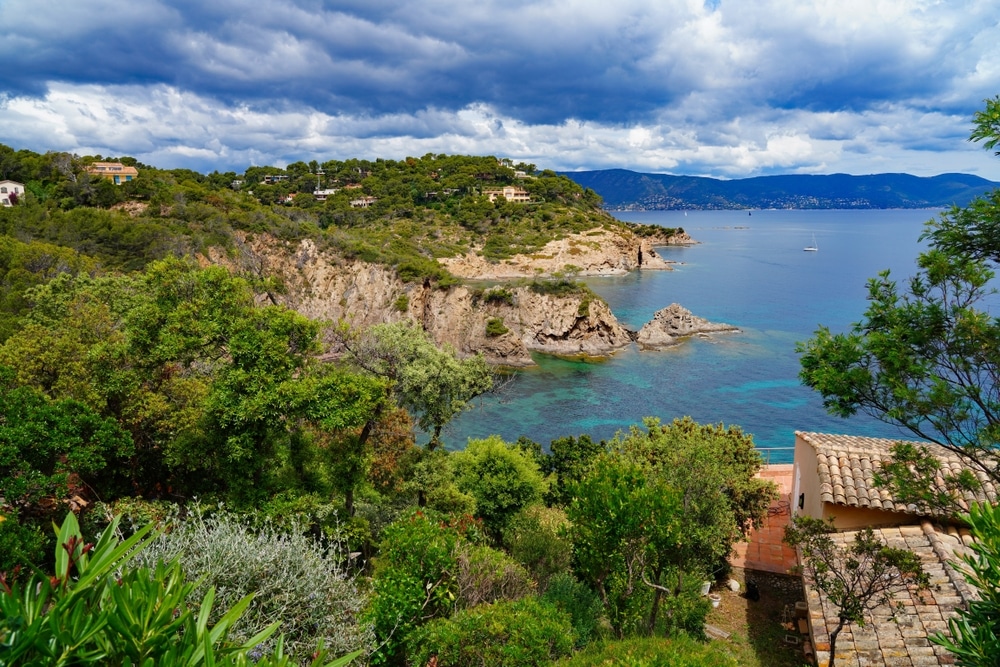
[541,573,604,648]
[485,316,509,336]
[364,510,460,665]
[0,513,361,667]
[135,507,371,662]
[482,286,515,306]
[505,505,573,590]
[555,635,738,667]
[452,436,548,541]
[0,512,47,573]
[454,542,535,609]
[409,597,576,667]
[392,293,409,312]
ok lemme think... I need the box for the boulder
[637,303,739,350]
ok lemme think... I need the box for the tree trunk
[827,617,847,667]
[646,568,664,635]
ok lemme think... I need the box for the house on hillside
[790,432,984,666]
[0,180,25,206]
[483,185,531,203]
[87,162,138,185]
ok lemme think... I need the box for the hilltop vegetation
[0,147,628,279]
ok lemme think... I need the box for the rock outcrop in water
[636,304,740,350]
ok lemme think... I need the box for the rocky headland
[204,227,723,367]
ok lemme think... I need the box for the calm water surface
[442,209,942,462]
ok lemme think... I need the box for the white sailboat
[804,234,818,252]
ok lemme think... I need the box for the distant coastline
[561,169,998,211]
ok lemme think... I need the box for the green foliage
[0,260,386,506]
[135,507,371,661]
[529,277,590,297]
[481,286,515,306]
[566,418,774,640]
[0,369,133,516]
[504,505,573,589]
[392,293,408,312]
[485,316,509,336]
[0,513,47,573]
[341,321,493,448]
[970,94,1000,155]
[543,433,605,506]
[409,596,576,667]
[932,501,1000,665]
[365,510,461,665]
[453,541,535,609]
[784,516,930,667]
[567,453,687,637]
[0,513,358,667]
[556,635,739,667]
[452,436,548,540]
[540,573,604,648]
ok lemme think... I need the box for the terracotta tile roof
[805,522,975,666]
[797,431,997,516]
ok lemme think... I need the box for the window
[0,187,6,193]
[114,175,120,184]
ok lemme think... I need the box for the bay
[442,208,942,462]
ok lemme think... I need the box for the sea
[440,208,944,463]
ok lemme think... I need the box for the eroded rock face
[203,233,634,366]
[636,303,739,350]
[438,227,691,279]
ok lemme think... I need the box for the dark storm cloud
[0,0,998,178]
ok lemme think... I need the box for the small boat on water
[804,234,818,252]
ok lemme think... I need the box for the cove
[442,208,942,462]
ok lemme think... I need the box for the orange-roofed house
[87,162,139,185]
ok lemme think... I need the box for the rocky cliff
[439,227,692,279]
[204,233,635,366]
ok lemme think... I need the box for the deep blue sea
[440,209,943,462]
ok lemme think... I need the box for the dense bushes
[410,597,576,667]
[0,513,362,667]
[135,508,371,661]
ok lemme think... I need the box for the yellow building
[87,162,139,185]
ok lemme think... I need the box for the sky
[1,0,999,179]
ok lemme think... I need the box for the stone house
[791,431,995,530]
[790,432,989,665]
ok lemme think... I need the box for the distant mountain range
[559,169,999,210]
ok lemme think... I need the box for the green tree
[340,321,494,449]
[0,368,133,520]
[784,516,930,667]
[932,501,1000,664]
[568,418,776,638]
[452,435,547,541]
[567,453,686,637]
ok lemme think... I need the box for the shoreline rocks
[636,304,740,350]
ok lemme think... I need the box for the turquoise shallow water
[441,209,941,462]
